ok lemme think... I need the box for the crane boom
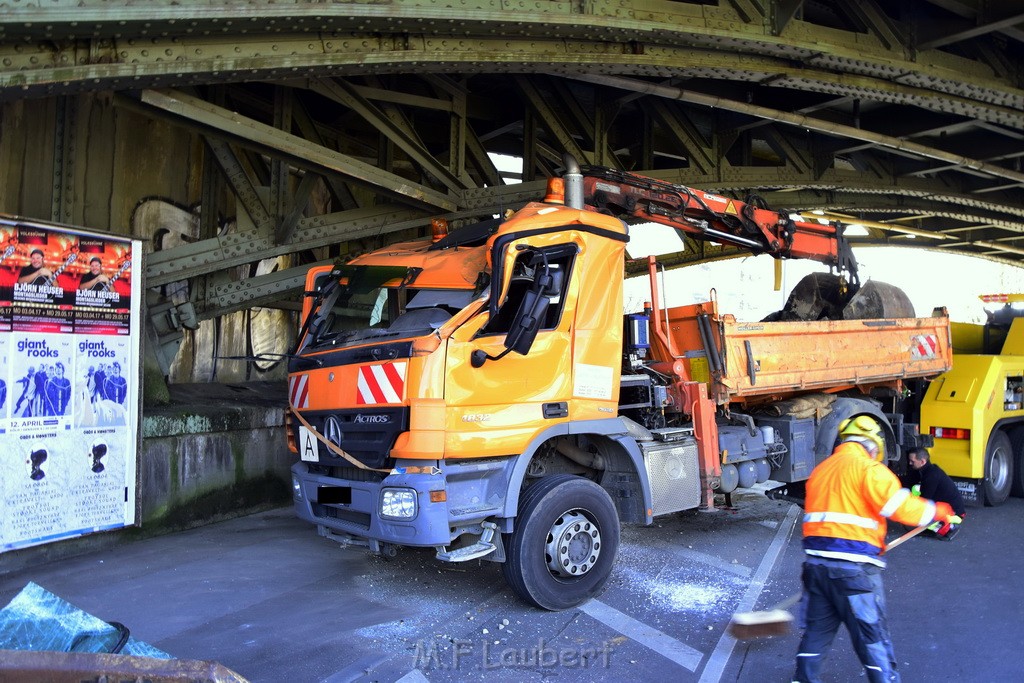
[579,165,859,287]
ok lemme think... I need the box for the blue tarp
[0,581,171,658]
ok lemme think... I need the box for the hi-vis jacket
[802,441,939,567]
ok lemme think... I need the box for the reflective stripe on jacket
[802,440,938,567]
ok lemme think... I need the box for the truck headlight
[292,475,302,499]
[381,488,417,519]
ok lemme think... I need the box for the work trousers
[792,557,900,683]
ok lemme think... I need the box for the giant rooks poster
[0,215,141,552]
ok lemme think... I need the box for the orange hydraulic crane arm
[580,166,859,287]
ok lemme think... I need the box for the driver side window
[483,245,574,335]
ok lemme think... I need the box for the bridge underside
[1,0,1022,379]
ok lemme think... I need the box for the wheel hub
[992,446,1010,489]
[545,510,601,578]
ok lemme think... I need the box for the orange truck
[286,158,952,610]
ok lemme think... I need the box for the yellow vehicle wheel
[1008,426,1024,498]
[983,431,1013,507]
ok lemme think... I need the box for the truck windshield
[303,265,476,350]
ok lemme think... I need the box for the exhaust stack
[562,153,584,210]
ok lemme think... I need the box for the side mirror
[470,288,551,368]
[505,288,550,355]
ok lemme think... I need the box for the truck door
[444,237,579,457]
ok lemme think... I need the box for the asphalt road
[1,489,1022,682]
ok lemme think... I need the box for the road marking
[698,503,801,683]
[580,598,703,671]
[394,670,429,683]
[660,542,753,578]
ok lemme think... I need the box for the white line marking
[394,670,430,683]
[698,503,801,683]
[581,599,703,671]
[642,539,752,578]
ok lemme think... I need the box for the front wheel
[501,475,620,611]
[983,430,1014,506]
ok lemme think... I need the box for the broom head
[727,608,794,639]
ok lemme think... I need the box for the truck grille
[302,407,407,469]
[312,503,371,530]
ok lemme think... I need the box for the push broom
[727,524,931,639]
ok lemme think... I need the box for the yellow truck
[919,294,1024,506]
[286,158,952,609]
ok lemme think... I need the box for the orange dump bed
[651,300,952,404]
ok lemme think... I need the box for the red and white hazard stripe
[289,374,310,409]
[910,334,938,360]
[357,361,407,405]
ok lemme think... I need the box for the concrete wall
[139,382,292,528]
[1,381,293,574]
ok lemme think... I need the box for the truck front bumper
[290,457,511,549]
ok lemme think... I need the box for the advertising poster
[0,224,17,333]
[9,227,78,334]
[0,216,140,552]
[0,335,8,422]
[73,236,133,336]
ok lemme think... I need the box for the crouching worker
[906,446,965,540]
[792,416,959,683]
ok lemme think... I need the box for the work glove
[936,515,963,539]
[910,484,921,497]
[933,501,955,524]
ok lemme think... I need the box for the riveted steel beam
[837,0,904,51]
[145,204,428,288]
[918,7,1024,50]
[289,97,359,212]
[761,125,812,176]
[919,0,1024,42]
[198,259,333,321]
[3,0,1023,320]
[770,0,805,36]
[276,171,320,246]
[131,89,456,212]
[514,76,592,166]
[50,96,76,223]
[269,85,293,242]
[204,139,274,235]
[647,100,716,175]
[563,73,1024,186]
[308,78,468,194]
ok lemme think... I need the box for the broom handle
[768,525,929,612]
[884,523,930,552]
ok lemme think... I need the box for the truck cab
[920,294,1024,506]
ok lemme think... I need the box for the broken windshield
[302,265,476,350]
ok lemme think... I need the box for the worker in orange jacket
[792,416,958,683]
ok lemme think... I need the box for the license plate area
[317,486,352,505]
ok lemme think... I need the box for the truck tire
[1008,425,1024,498]
[983,430,1013,507]
[501,474,619,611]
